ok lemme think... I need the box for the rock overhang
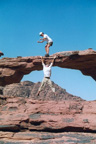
[0,48,96,86]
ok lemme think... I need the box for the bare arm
[40,56,44,64]
[37,38,46,43]
[37,40,44,43]
[51,56,56,65]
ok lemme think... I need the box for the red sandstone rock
[0,49,96,86]
[0,131,96,143]
[0,95,96,132]
[0,94,96,143]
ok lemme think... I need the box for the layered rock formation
[0,93,96,143]
[0,81,96,143]
[0,48,96,86]
[0,48,96,143]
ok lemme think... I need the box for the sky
[0,0,96,101]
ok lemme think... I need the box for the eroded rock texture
[0,93,96,143]
[0,48,96,86]
[0,81,96,143]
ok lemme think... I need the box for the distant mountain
[2,81,83,101]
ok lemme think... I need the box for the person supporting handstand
[37,56,56,96]
[37,32,53,56]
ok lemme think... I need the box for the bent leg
[45,44,50,54]
[45,44,48,54]
[46,44,50,54]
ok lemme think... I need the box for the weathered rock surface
[0,132,96,144]
[0,93,96,143]
[0,80,96,143]
[0,48,96,86]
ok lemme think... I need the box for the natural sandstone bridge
[0,49,96,86]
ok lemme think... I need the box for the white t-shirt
[42,63,53,78]
[43,34,53,43]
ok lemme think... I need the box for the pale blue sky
[0,0,96,100]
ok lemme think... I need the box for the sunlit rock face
[0,89,96,143]
[0,49,96,86]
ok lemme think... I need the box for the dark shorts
[47,42,53,46]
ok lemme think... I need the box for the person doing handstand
[37,56,56,96]
[37,32,53,56]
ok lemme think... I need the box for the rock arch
[0,49,96,86]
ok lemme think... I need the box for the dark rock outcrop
[0,51,4,57]
[0,49,96,86]
[2,81,82,101]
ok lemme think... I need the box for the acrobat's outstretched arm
[51,55,56,65]
[37,38,46,43]
[40,56,44,64]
